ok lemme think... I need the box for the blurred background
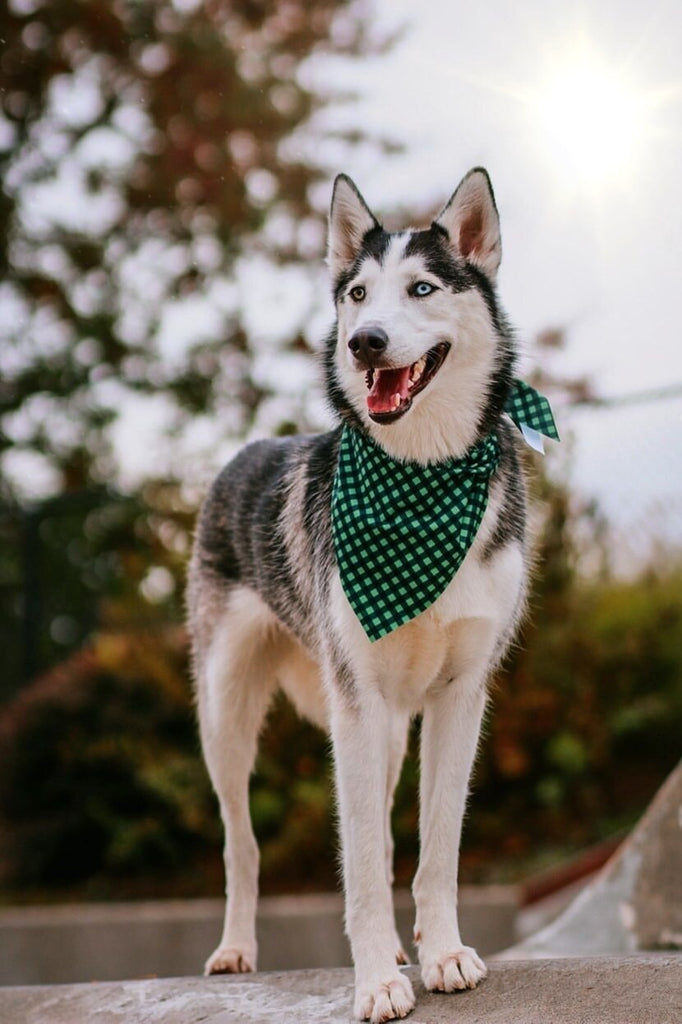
[0,0,680,905]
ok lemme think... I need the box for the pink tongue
[367,366,412,415]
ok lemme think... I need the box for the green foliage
[254,694,336,889]
[0,481,195,700]
[2,551,680,896]
[0,629,338,895]
[0,629,220,893]
[459,484,682,877]
[0,0,392,897]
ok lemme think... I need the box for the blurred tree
[2,7,675,897]
[0,0,381,490]
[0,480,194,699]
[0,628,221,892]
[0,0,388,694]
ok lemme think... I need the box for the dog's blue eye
[413,281,435,297]
[349,285,366,302]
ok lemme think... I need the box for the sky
[299,0,682,562]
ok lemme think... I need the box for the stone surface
[502,759,682,958]
[1,957,680,1024]
[2,756,679,1024]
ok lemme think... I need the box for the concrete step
[503,758,682,958]
[1,956,680,1024]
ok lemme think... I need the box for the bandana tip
[520,423,546,454]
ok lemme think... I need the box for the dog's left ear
[435,168,501,280]
[328,174,380,279]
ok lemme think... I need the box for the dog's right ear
[327,174,379,279]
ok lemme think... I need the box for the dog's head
[325,169,516,463]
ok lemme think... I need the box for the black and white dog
[187,169,534,1022]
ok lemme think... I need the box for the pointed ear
[435,168,501,279]
[327,174,380,279]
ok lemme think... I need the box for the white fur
[198,528,523,1018]
[327,174,378,279]
[200,590,277,976]
[324,527,520,1018]
[334,237,499,463]
[197,171,526,1022]
[435,169,502,280]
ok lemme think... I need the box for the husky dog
[187,169,532,1022]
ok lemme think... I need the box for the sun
[531,44,649,189]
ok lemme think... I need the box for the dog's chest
[431,529,525,626]
[330,532,525,710]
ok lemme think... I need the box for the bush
[0,630,219,895]
[1,567,680,897]
[461,562,682,878]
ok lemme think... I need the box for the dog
[187,168,552,1022]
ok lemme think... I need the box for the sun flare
[533,46,649,188]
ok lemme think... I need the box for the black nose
[348,327,388,364]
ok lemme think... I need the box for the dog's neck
[335,378,560,466]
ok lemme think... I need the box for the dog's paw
[354,972,415,1022]
[204,945,255,976]
[421,946,487,992]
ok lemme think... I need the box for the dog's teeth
[410,357,426,384]
[392,393,401,409]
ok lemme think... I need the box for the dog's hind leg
[196,595,276,976]
[330,687,415,1022]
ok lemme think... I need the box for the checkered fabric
[332,429,500,642]
[331,379,558,642]
[504,379,560,441]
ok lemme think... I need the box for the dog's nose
[348,327,388,364]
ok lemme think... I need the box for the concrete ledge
[0,887,518,986]
[1,956,680,1024]
[505,760,682,958]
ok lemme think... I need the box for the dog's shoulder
[193,428,341,594]
[202,429,339,517]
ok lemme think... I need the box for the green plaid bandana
[332,379,558,642]
[504,379,560,452]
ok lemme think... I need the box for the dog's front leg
[330,688,415,1023]
[413,672,489,994]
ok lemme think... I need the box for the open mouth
[364,342,450,423]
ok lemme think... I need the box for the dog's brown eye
[349,285,366,302]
